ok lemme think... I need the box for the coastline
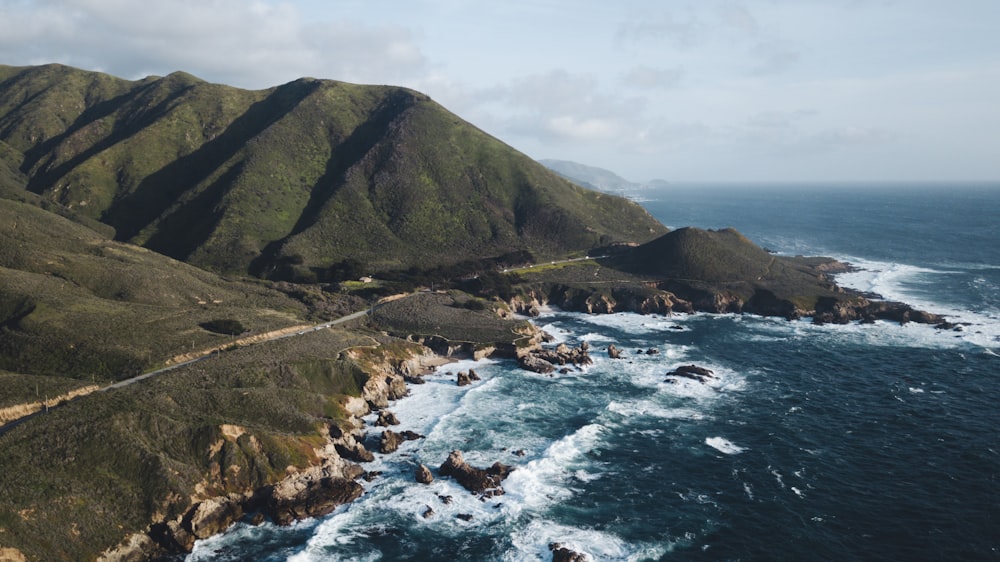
[97,346,460,562]
[92,276,958,561]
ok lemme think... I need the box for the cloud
[715,2,760,35]
[736,109,897,155]
[615,10,701,48]
[0,0,428,88]
[479,70,646,144]
[749,39,800,75]
[620,65,684,90]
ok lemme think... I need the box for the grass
[0,63,666,281]
[0,327,375,561]
[370,291,533,346]
[0,198,317,381]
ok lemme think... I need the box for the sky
[1,0,998,183]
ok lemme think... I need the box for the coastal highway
[502,254,609,273]
[0,298,393,437]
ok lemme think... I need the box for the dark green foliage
[199,318,248,336]
[0,63,666,279]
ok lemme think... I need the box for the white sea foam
[832,256,1000,350]
[705,436,746,455]
[503,423,607,510]
[575,311,688,335]
[606,400,705,421]
[505,519,670,562]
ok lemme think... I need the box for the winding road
[0,299,392,437]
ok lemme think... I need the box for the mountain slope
[0,64,666,279]
[539,158,638,192]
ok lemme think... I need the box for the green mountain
[0,64,665,280]
[538,158,638,192]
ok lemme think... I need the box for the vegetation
[612,226,847,310]
[0,63,665,280]
[0,197,314,382]
[0,64,877,562]
[0,328,372,562]
[370,291,533,346]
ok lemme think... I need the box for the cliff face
[97,342,440,561]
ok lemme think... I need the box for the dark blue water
[190,184,1000,561]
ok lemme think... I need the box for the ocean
[188,183,999,561]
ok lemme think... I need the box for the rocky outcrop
[517,342,591,374]
[438,450,513,498]
[263,474,364,526]
[607,344,622,359]
[812,297,945,326]
[376,411,400,426]
[550,543,590,562]
[0,548,28,562]
[379,429,424,454]
[666,364,715,383]
[415,464,434,484]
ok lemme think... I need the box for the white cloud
[621,65,684,90]
[0,0,428,88]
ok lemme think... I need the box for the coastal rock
[439,450,513,498]
[375,410,400,426]
[517,342,591,373]
[380,430,402,454]
[468,368,482,381]
[415,464,434,484]
[186,495,244,540]
[422,506,435,518]
[0,549,27,562]
[265,477,363,526]
[97,533,158,562]
[456,371,473,386]
[518,354,556,374]
[335,442,375,463]
[550,543,590,562]
[665,364,715,383]
[607,344,622,359]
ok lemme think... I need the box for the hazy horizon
[2,1,997,183]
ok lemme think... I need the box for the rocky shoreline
[97,275,954,561]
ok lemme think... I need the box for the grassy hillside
[0,64,666,280]
[611,227,848,310]
[0,197,312,382]
[0,328,375,562]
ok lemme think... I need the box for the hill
[0,197,320,385]
[538,158,638,192]
[0,64,666,281]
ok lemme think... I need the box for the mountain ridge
[0,64,666,280]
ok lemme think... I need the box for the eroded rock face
[335,442,375,463]
[607,344,622,359]
[376,411,401,426]
[415,464,434,484]
[438,450,513,498]
[264,477,363,526]
[380,430,402,454]
[518,353,556,374]
[187,495,244,540]
[517,342,592,374]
